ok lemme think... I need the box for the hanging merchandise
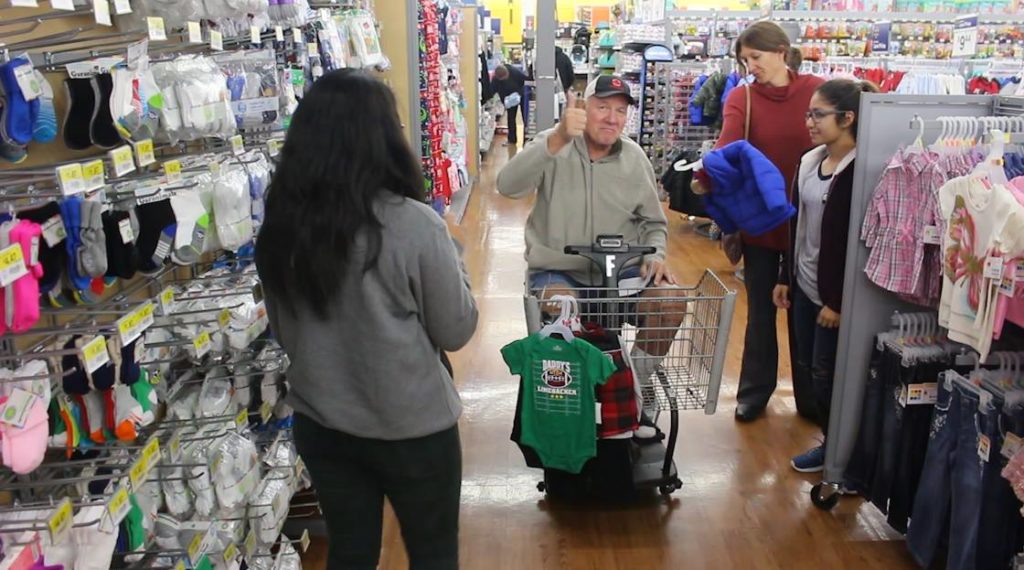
[214,49,283,131]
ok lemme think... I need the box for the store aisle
[305,142,918,569]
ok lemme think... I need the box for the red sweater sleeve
[715,89,747,150]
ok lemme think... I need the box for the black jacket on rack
[661,149,708,218]
[480,51,494,103]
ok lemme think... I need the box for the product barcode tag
[41,215,66,247]
[56,163,85,196]
[1000,277,1016,298]
[110,145,136,177]
[984,256,1004,281]
[147,17,166,41]
[0,388,37,428]
[113,0,131,14]
[106,486,132,526]
[250,26,261,44]
[82,159,105,192]
[210,30,224,51]
[52,0,75,10]
[922,225,941,245]
[93,0,112,25]
[275,26,285,42]
[1002,432,1023,460]
[47,498,73,546]
[14,65,43,101]
[906,383,938,405]
[118,218,135,244]
[134,139,155,166]
[979,434,992,462]
[0,244,28,287]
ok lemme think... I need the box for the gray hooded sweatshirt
[496,127,668,285]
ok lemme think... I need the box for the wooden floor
[302,139,918,569]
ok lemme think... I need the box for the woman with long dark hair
[256,69,478,569]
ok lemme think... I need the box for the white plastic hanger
[538,295,577,342]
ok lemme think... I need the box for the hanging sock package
[214,50,282,131]
[347,11,385,68]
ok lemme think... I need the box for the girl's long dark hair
[255,69,425,319]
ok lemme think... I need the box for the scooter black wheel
[810,483,839,511]
[537,481,546,493]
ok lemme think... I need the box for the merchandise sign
[872,21,892,53]
[953,15,978,57]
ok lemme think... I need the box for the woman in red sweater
[718,22,824,423]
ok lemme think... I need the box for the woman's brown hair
[734,21,791,71]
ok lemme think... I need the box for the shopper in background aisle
[774,78,878,473]
[256,69,478,570]
[492,64,528,147]
[702,21,825,423]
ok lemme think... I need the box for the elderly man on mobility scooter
[496,75,686,437]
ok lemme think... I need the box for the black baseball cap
[583,75,636,105]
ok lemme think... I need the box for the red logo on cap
[611,78,623,87]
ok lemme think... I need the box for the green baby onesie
[502,334,615,474]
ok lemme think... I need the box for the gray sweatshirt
[496,127,668,285]
[265,196,478,441]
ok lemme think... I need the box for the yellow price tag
[146,16,167,41]
[244,529,258,558]
[193,331,211,358]
[128,454,149,490]
[168,429,183,462]
[0,243,27,288]
[218,308,231,330]
[117,302,155,344]
[235,408,249,430]
[81,335,110,374]
[163,159,182,183]
[260,401,273,423]
[275,26,285,42]
[229,135,244,155]
[307,42,319,55]
[134,138,156,166]
[82,159,105,191]
[210,30,223,51]
[106,485,131,525]
[250,26,261,44]
[223,542,239,562]
[142,435,161,466]
[266,139,283,157]
[56,163,85,195]
[174,561,186,570]
[187,533,204,564]
[47,498,73,545]
[110,145,136,177]
[188,21,203,44]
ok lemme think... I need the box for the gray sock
[77,200,108,277]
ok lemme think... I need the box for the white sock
[630,347,663,417]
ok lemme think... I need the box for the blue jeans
[528,265,643,291]
[948,384,994,570]
[790,285,839,439]
[907,375,959,568]
[977,398,1024,569]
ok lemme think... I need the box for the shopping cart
[523,235,737,497]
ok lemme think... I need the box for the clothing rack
[814,93,1021,507]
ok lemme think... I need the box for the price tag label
[163,159,182,183]
[142,435,161,465]
[147,17,167,41]
[187,532,205,565]
[275,26,285,42]
[979,434,992,462]
[300,529,311,552]
[984,256,1004,280]
[193,331,211,358]
[52,0,76,10]
[128,453,149,490]
[113,0,131,14]
[13,65,43,101]
[235,408,249,430]
[118,218,135,244]
[307,42,319,55]
[174,561,186,570]
[41,215,66,248]
[922,225,941,245]
[106,486,132,525]
[82,159,105,192]
[209,161,222,175]
[1000,276,1016,298]
[10,0,38,6]
[210,30,223,51]
[56,163,85,196]
[250,26,261,44]
[110,145,136,178]
[229,135,244,155]
[244,529,258,558]
[80,335,110,374]
[292,27,302,42]
[266,139,283,157]
[1002,432,1023,459]
[952,15,979,58]
[0,244,28,288]
[116,302,155,345]
[223,543,239,563]
[218,308,231,330]
[187,22,203,44]
[905,383,938,405]
[47,498,73,545]
[0,388,37,428]
[159,287,175,314]
[260,401,273,423]
[168,429,183,462]
[134,138,155,166]
[93,0,112,25]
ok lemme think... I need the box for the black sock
[62,78,96,150]
[103,209,140,279]
[134,199,176,273]
[90,74,123,149]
